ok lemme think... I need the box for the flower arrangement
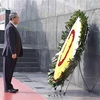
[48,10,88,88]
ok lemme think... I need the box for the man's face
[12,14,19,25]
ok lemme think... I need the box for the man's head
[9,12,19,25]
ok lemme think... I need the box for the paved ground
[0,72,100,100]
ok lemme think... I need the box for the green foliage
[48,10,89,88]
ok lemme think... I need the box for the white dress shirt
[10,21,17,27]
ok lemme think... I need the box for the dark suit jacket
[2,22,23,57]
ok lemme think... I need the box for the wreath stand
[62,60,91,96]
[49,60,99,97]
[63,59,100,97]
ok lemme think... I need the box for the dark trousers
[3,56,17,91]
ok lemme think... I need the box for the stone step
[15,67,40,72]
[23,49,38,53]
[0,62,40,68]
[22,53,38,57]
[0,48,37,52]
[0,67,40,72]
[0,57,38,62]
[16,62,40,67]
[0,48,40,72]
[0,52,38,57]
[0,49,38,54]
[18,57,38,62]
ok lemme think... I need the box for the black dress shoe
[5,89,19,93]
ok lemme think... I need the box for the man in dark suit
[2,12,23,93]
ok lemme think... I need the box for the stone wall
[1,0,100,94]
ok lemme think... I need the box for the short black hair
[9,12,17,20]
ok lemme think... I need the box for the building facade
[1,0,100,95]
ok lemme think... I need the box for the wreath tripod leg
[63,71,74,96]
[78,61,90,92]
[90,81,97,92]
[63,60,90,96]
[59,84,63,93]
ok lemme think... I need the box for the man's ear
[12,18,15,21]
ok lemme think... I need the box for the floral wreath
[48,10,89,88]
